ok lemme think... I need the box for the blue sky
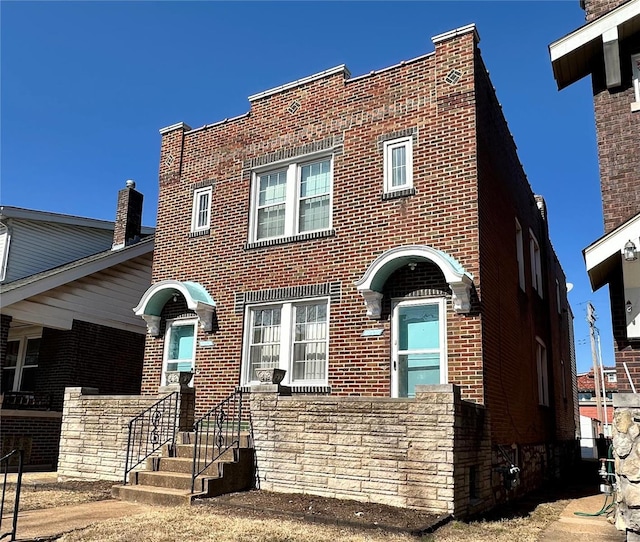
[1,1,611,374]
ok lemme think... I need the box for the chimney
[112,180,143,250]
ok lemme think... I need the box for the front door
[391,299,446,398]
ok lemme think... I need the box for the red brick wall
[474,52,575,444]
[144,27,573,452]
[0,415,61,468]
[585,1,640,389]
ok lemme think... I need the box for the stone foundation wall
[613,393,640,539]
[57,387,162,481]
[250,384,492,517]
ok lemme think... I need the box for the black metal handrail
[0,449,23,542]
[124,392,179,485]
[191,390,245,493]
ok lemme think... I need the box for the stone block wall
[613,393,640,539]
[57,387,161,481]
[250,384,492,517]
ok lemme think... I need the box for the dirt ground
[199,490,445,534]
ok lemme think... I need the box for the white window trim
[383,137,414,194]
[515,218,525,291]
[391,297,448,398]
[536,337,549,406]
[249,155,334,243]
[529,230,543,298]
[241,298,330,387]
[161,318,198,386]
[0,223,10,282]
[191,186,213,233]
[632,53,640,104]
[3,326,42,392]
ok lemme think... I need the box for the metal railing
[124,392,179,485]
[191,390,246,493]
[2,392,51,411]
[0,449,23,542]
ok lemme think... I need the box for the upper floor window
[529,231,543,298]
[251,157,332,242]
[578,392,592,401]
[607,372,617,383]
[515,218,525,291]
[242,299,329,386]
[383,137,413,194]
[632,53,640,102]
[536,337,549,406]
[191,187,212,233]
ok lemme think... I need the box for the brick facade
[582,0,640,392]
[140,25,575,498]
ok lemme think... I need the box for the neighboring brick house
[0,183,153,468]
[551,0,640,392]
[134,24,577,507]
[577,366,617,426]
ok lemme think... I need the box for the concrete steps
[112,431,254,506]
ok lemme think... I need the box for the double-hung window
[191,186,212,233]
[1,333,41,393]
[383,137,413,194]
[252,157,332,242]
[515,218,525,291]
[529,231,543,298]
[243,300,329,385]
[632,53,640,103]
[536,338,549,406]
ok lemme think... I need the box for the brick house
[551,0,640,392]
[126,24,577,512]
[0,183,153,468]
[577,367,617,428]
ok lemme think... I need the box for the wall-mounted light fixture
[624,240,638,262]
[408,262,417,271]
[172,293,179,303]
[627,300,633,313]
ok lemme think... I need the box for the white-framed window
[0,222,10,282]
[191,186,212,233]
[162,318,197,386]
[607,372,617,383]
[632,53,640,102]
[515,218,525,291]
[529,231,543,298]
[1,329,42,393]
[242,299,329,385]
[250,157,332,242]
[536,337,549,406]
[383,137,413,194]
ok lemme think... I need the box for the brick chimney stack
[112,180,143,250]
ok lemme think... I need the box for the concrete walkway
[539,492,625,542]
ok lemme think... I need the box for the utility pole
[587,302,604,429]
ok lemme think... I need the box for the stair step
[147,456,226,476]
[133,470,211,492]
[174,444,236,460]
[178,432,252,448]
[112,484,202,506]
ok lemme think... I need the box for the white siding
[3,219,114,283]
[3,252,152,334]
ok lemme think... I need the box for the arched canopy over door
[134,280,216,335]
[355,245,474,319]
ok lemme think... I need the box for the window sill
[238,384,331,394]
[631,102,640,113]
[189,228,210,238]
[244,229,335,250]
[382,187,416,200]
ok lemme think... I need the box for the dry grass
[427,498,569,542]
[3,480,112,512]
[57,506,416,542]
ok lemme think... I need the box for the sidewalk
[539,491,625,542]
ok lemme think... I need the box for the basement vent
[445,69,462,85]
[287,100,301,114]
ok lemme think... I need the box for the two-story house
[124,24,577,512]
[0,182,153,468]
